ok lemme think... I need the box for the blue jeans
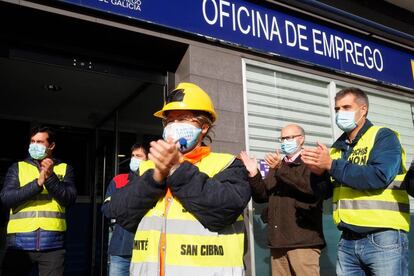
[109,255,131,276]
[337,230,409,276]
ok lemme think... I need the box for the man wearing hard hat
[107,82,251,276]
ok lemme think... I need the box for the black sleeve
[248,171,270,203]
[404,163,414,197]
[168,159,251,232]
[101,179,116,219]
[44,164,77,207]
[108,170,166,232]
[310,171,333,200]
[0,163,43,209]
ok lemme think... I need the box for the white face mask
[162,122,202,153]
[28,143,47,160]
[280,139,298,155]
[129,157,142,172]
[335,109,363,132]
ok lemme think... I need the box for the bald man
[241,124,329,276]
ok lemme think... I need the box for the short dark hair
[335,87,369,109]
[30,125,56,144]
[131,143,148,157]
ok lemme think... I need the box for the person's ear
[298,136,305,147]
[360,104,368,117]
[201,124,209,135]
[49,142,56,151]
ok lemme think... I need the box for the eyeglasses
[162,115,198,126]
[278,135,302,142]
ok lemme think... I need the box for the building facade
[0,0,413,275]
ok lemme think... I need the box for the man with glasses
[240,124,328,276]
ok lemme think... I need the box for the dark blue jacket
[330,120,403,233]
[108,158,251,233]
[0,158,77,250]
[102,171,136,256]
[330,120,402,190]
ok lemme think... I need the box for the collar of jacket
[332,119,373,151]
[283,154,303,166]
[24,157,61,167]
[181,146,211,164]
[128,170,138,181]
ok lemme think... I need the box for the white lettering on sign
[203,0,283,43]
[312,29,384,71]
[98,0,141,11]
[202,0,384,72]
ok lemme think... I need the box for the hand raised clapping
[148,138,181,183]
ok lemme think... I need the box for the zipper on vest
[159,190,173,276]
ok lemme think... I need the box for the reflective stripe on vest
[333,200,410,213]
[131,153,245,276]
[10,211,66,219]
[132,264,244,276]
[330,126,409,231]
[136,216,245,236]
[7,161,67,234]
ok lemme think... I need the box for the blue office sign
[59,0,414,90]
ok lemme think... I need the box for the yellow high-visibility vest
[131,153,245,276]
[7,161,67,234]
[330,126,409,231]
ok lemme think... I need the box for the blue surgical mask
[129,157,142,172]
[280,139,298,155]
[336,111,361,132]
[28,143,47,160]
[163,122,202,153]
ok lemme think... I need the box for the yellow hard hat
[154,82,217,122]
